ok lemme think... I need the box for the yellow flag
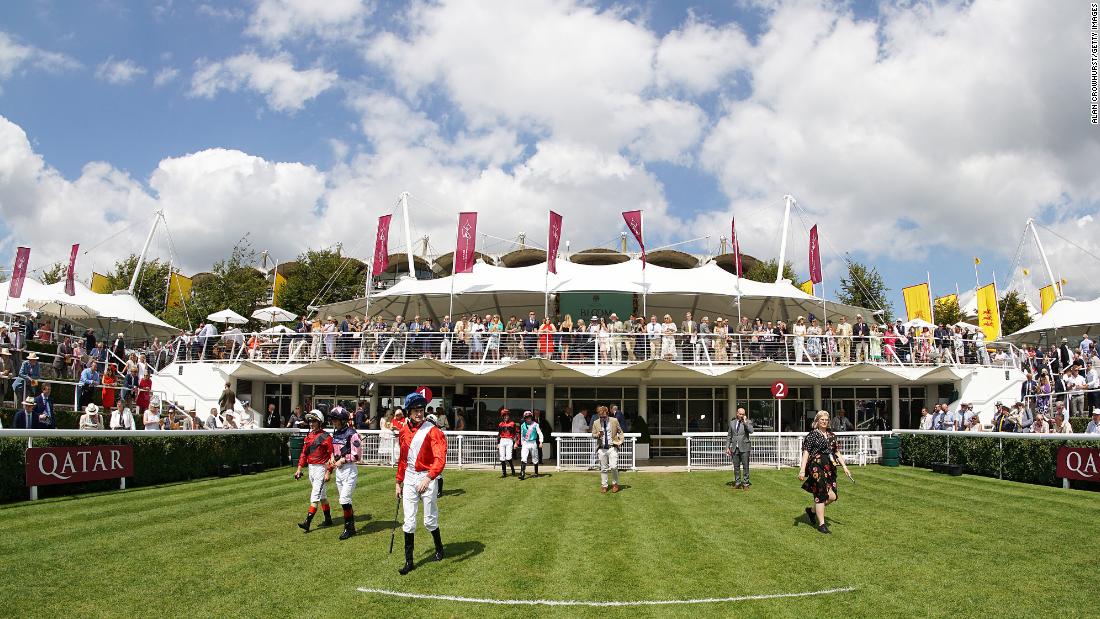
[798,280,814,295]
[1039,284,1057,314]
[934,293,958,307]
[90,272,112,294]
[973,257,981,266]
[167,272,192,308]
[902,283,932,322]
[976,283,1000,340]
[273,271,288,305]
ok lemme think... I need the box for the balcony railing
[165,330,1023,371]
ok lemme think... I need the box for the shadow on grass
[439,488,466,497]
[792,510,845,529]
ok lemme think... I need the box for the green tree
[999,290,1031,337]
[932,297,964,326]
[188,237,270,328]
[38,262,67,285]
[278,248,367,318]
[102,254,173,313]
[836,260,893,321]
[743,259,798,284]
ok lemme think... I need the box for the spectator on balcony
[468,315,484,360]
[807,318,823,362]
[713,317,729,362]
[522,311,539,357]
[660,315,678,361]
[487,314,504,361]
[608,313,625,363]
[882,325,899,365]
[558,314,574,362]
[537,317,556,359]
[624,314,638,362]
[1086,363,1100,411]
[852,315,870,362]
[101,363,118,411]
[596,318,611,361]
[1086,410,1100,434]
[77,361,100,409]
[1081,334,1094,359]
[0,348,13,405]
[12,351,41,402]
[110,398,136,430]
[54,338,72,380]
[680,312,697,363]
[646,315,661,360]
[836,316,852,363]
[1067,367,1087,416]
[869,324,883,362]
[695,316,711,363]
[792,316,808,363]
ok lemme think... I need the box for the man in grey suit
[725,407,753,490]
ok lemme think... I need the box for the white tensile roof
[0,278,177,338]
[1004,296,1100,344]
[317,259,871,322]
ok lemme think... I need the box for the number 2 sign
[770,381,788,400]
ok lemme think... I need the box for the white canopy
[901,318,937,331]
[316,259,871,323]
[23,296,100,321]
[260,325,296,335]
[208,309,248,325]
[0,279,178,338]
[252,306,297,323]
[1003,297,1100,345]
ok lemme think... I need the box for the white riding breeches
[308,464,329,503]
[335,463,357,504]
[402,470,439,534]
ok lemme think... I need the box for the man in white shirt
[918,407,933,430]
[1086,363,1100,412]
[1068,368,1087,416]
[646,315,661,360]
[110,399,136,430]
[571,408,590,433]
[1081,334,1094,359]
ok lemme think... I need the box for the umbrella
[207,309,248,325]
[251,305,297,323]
[24,298,100,321]
[260,325,296,335]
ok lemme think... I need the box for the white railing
[684,431,892,470]
[316,429,502,469]
[551,432,640,471]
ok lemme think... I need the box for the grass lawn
[1,465,1096,618]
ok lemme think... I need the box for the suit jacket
[591,417,624,448]
[853,322,870,338]
[726,418,753,452]
[33,394,55,429]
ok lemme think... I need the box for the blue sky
[0,0,1096,318]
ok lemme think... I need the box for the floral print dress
[801,429,839,504]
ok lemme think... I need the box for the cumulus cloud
[655,18,751,94]
[0,31,79,82]
[246,0,372,45]
[95,56,147,84]
[153,67,179,87]
[190,52,338,112]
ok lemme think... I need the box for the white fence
[683,431,892,470]
[335,429,501,469]
[551,432,640,471]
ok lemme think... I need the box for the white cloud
[95,56,147,84]
[0,31,79,82]
[153,67,179,87]
[246,0,372,45]
[197,3,245,20]
[655,18,751,94]
[190,52,338,112]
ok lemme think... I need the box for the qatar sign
[26,445,134,486]
[1056,447,1100,482]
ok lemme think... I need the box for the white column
[812,384,823,411]
[291,380,301,412]
[545,382,555,428]
[369,385,379,418]
[727,383,737,420]
[637,383,648,421]
[891,384,901,429]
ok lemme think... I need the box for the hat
[426,413,438,425]
[590,316,598,321]
[1093,409,1100,417]
[23,396,35,406]
[500,408,510,416]
[610,313,617,318]
[85,403,99,414]
[403,392,427,411]
[1062,338,1069,343]
[330,409,350,421]
[26,353,38,360]
[523,410,533,418]
[305,410,325,424]
[0,348,9,356]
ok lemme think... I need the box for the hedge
[0,433,290,504]
[899,433,1100,487]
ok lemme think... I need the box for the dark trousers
[732,450,750,484]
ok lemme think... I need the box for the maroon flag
[8,246,30,299]
[547,210,562,274]
[454,212,478,274]
[809,224,822,284]
[371,214,392,275]
[64,243,79,296]
[622,210,645,268]
[731,218,742,277]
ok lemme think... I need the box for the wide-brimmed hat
[26,352,38,360]
[0,348,9,356]
[85,403,99,414]
[23,397,35,406]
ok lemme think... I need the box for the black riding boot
[509,460,516,475]
[398,532,416,575]
[297,510,315,533]
[520,462,526,480]
[501,461,508,478]
[437,476,444,496]
[534,462,539,477]
[431,528,444,561]
[339,504,356,540]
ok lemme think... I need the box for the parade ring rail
[356,586,857,607]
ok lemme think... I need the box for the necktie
[604,421,609,449]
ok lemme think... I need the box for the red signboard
[1056,447,1100,482]
[771,381,788,400]
[26,445,134,486]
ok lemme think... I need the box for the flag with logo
[372,214,392,275]
[167,272,193,308]
[7,247,30,299]
[547,210,562,275]
[454,212,478,274]
[902,283,932,323]
[1039,284,1057,314]
[90,272,112,294]
[976,283,1001,340]
[808,224,822,284]
[622,210,645,268]
[64,244,79,296]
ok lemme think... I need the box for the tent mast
[129,210,163,293]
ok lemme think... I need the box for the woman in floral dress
[799,410,851,534]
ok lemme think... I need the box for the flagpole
[448,215,457,320]
[927,271,935,325]
[992,267,1001,339]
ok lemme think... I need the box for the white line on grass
[356,586,857,607]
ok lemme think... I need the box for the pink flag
[731,218,742,277]
[65,243,79,296]
[547,210,562,275]
[809,224,822,284]
[8,246,30,299]
[622,210,645,268]
[372,214,392,275]
[454,212,478,274]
